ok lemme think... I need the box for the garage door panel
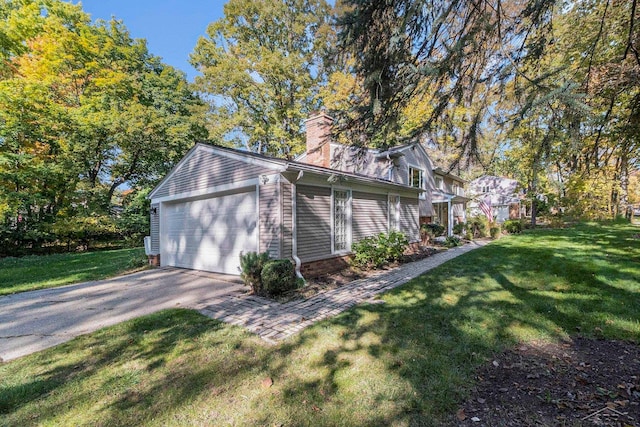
[161,190,257,274]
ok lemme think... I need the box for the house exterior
[297,114,469,236]
[147,112,466,277]
[468,175,522,223]
[430,168,468,235]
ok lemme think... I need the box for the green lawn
[0,248,147,296]
[1,223,638,426]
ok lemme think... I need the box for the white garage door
[161,189,257,275]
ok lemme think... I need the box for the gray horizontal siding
[150,203,160,254]
[282,182,293,259]
[352,191,387,242]
[400,196,420,242]
[153,148,269,199]
[296,185,331,262]
[259,183,280,258]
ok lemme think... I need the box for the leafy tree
[191,0,332,158]
[0,0,206,253]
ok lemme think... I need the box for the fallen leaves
[456,337,640,426]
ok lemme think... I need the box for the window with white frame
[388,194,400,231]
[409,167,423,189]
[332,189,351,252]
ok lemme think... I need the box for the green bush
[352,230,409,269]
[127,252,149,269]
[239,251,270,294]
[261,259,297,297]
[489,225,501,239]
[421,223,445,237]
[464,230,474,241]
[502,219,523,234]
[444,236,461,247]
[453,222,465,235]
[467,215,489,238]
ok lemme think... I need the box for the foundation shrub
[453,222,465,235]
[261,259,297,296]
[239,251,270,294]
[444,236,461,247]
[467,215,489,238]
[352,231,408,269]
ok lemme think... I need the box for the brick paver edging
[199,240,489,343]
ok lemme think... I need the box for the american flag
[479,196,493,222]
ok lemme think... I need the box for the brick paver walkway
[199,240,489,343]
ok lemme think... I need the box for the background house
[468,175,522,223]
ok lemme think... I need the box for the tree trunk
[618,149,630,220]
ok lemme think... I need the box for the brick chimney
[304,112,333,168]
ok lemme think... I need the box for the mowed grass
[0,248,147,296]
[1,223,639,426]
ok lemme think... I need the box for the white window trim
[435,175,444,191]
[331,187,352,254]
[408,165,426,199]
[388,194,400,232]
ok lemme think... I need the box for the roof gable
[149,143,284,200]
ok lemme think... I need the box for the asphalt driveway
[0,268,244,361]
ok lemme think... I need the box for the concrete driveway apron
[0,268,243,361]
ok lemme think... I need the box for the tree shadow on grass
[271,226,640,425]
[1,224,638,426]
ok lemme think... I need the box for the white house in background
[468,175,522,223]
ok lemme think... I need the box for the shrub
[444,236,461,247]
[489,225,501,239]
[352,230,409,269]
[467,215,489,238]
[464,230,474,241]
[502,219,523,234]
[127,252,149,269]
[453,222,465,235]
[421,223,445,237]
[239,251,270,294]
[261,259,297,296]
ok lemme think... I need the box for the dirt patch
[456,337,640,426]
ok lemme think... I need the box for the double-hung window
[409,167,425,199]
[332,189,351,253]
[409,167,423,189]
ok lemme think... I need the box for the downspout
[291,170,305,283]
[447,195,453,236]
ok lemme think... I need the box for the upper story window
[453,183,459,195]
[481,185,490,193]
[409,167,423,189]
[435,176,443,191]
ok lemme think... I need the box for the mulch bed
[456,337,640,426]
[285,246,442,300]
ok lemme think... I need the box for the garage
[160,189,257,275]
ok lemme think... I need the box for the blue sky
[77,0,225,81]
